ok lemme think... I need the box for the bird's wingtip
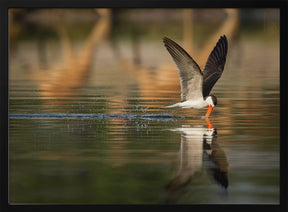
[162,36,170,42]
[221,34,228,41]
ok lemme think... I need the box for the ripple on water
[9,113,186,121]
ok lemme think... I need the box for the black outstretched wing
[202,35,228,97]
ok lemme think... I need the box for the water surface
[9,8,279,204]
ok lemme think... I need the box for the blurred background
[9,8,279,101]
[9,9,279,204]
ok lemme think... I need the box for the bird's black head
[210,95,217,107]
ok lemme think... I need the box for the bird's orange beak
[205,105,214,117]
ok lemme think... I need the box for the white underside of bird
[165,97,213,109]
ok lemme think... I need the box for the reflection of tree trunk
[37,38,47,68]
[55,23,74,63]
[38,9,112,98]
[9,9,23,56]
[182,9,193,55]
[131,27,142,65]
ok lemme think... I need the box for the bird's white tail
[163,103,180,108]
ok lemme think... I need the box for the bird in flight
[163,35,228,117]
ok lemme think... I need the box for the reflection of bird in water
[166,118,228,201]
[162,35,228,117]
[203,133,229,189]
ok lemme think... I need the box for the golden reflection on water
[36,9,111,98]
